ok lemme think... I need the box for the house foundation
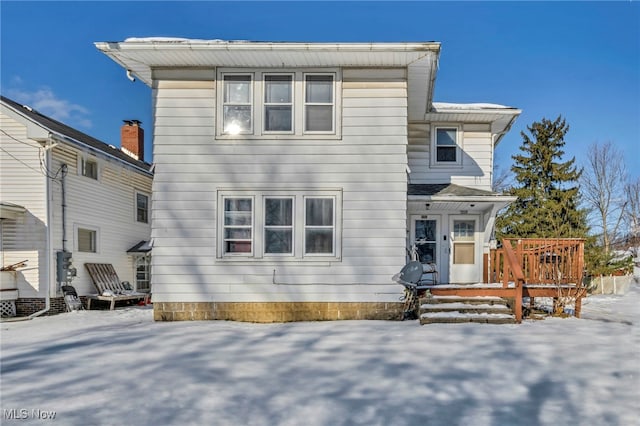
[153,302,404,322]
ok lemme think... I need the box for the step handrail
[503,240,525,323]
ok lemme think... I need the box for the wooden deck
[424,239,587,323]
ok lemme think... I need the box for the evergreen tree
[496,116,588,239]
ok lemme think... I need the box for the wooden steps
[419,295,516,325]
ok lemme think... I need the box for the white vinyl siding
[151,68,407,303]
[408,122,494,189]
[0,106,153,298]
[49,145,152,296]
[0,110,48,297]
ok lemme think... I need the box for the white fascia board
[408,194,517,203]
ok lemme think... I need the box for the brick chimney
[121,120,144,161]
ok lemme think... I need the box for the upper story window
[218,69,340,139]
[223,75,253,135]
[431,126,462,167]
[136,192,149,224]
[81,157,98,179]
[264,75,293,133]
[304,75,334,133]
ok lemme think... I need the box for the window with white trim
[304,197,335,255]
[432,126,462,166]
[264,74,293,133]
[304,74,334,133]
[223,198,253,255]
[218,191,341,259]
[223,75,253,135]
[136,191,149,224]
[81,157,98,179]
[218,69,339,138]
[264,197,294,255]
[77,227,98,253]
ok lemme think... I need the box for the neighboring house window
[304,74,334,133]
[134,255,151,292]
[304,197,335,255]
[223,198,253,255]
[136,192,149,223]
[264,197,294,255]
[218,191,341,259]
[264,74,293,133]
[217,69,339,138]
[433,126,461,165]
[81,157,98,179]
[223,75,253,134]
[77,227,97,253]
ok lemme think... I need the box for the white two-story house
[96,39,520,322]
[0,96,153,317]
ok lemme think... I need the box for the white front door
[449,216,480,283]
[410,215,439,274]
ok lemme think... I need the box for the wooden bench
[84,263,147,310]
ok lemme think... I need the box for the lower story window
[223,198,253,255]
[218,191,340,259]
[134,255,151,292]
[304,197,335,255]
[264,197,293,255]
[77,227,97,253]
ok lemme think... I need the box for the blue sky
[2,1,639,180]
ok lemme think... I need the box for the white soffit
[95,39,441,86]
[426,102,522,142]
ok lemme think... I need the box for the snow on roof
[124,37,231,43]
[432,102,518,111]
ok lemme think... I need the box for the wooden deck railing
[486,238,585,286]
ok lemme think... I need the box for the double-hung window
[264,75,293,133]
[304,75,334,133]
[264,197,294,255]
[432,126,462,166]
[223,198,253,255]
[136,192,149,224]
[223,75,253,134]
[304,197,335,255]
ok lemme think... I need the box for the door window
[414,219,437,264]
[453,220,475,264]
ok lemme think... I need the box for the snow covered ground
[1,283,638,426]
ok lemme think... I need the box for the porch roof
[0,202,26,220]
[408,183,516,212]
[127,240,152,254]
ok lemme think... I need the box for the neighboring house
[96,39,520,322]
[0,96,153,317]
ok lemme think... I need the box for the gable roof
[95,38,441,121]
[1,95,152,175]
